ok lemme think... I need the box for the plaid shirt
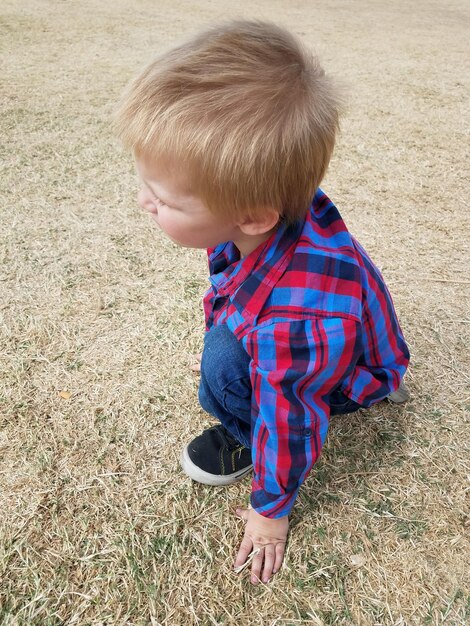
[203,189,410,518]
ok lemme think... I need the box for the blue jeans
[198,324,362,449]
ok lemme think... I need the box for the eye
[142,182,169,208]
[142,181,180,211]
[149,194,170,210]
[158,197,181,211]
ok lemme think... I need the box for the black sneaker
[180,425,253,486]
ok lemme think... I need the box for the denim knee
[198,326,253,447]
[200,325,252,421]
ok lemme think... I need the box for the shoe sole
[180,445,253,486]
[387,381,410,404]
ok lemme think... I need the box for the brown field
[1,0,469,624]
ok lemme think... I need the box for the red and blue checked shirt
[203,189,410,519]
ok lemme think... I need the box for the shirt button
[304,428,312,437]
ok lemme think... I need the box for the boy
[114,20,410,586]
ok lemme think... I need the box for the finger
[190,353,203,371]
[250,547,264,585]
[261,544,276,583]
[273,542,286,574]
[234,536,253,569]
[234,507,249,522]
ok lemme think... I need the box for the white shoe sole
[387,381,410,404]
[180,445,253,486]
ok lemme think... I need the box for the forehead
[136,153,195,198]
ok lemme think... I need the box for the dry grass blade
[233,548,261,574]
[1,0,469,624]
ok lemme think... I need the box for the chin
[167,236,198,248]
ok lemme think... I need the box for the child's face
[135,155,242,249]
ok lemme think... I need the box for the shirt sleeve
[245,316,362,518]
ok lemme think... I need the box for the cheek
[157,212,204,245]
[157,211,184,235]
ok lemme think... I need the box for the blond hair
[115,20,343,224]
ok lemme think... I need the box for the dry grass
[1,0,469,624]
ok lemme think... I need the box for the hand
[190,353,202,372]
[234,506,288,585]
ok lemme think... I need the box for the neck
[234,228,277,258]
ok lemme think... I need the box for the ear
[237,207,280,236]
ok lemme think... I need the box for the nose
[138,188,157,213]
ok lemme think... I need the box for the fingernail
[263,577,269,583]
[251,576,258,584]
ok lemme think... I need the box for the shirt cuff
[250,480,299,519]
